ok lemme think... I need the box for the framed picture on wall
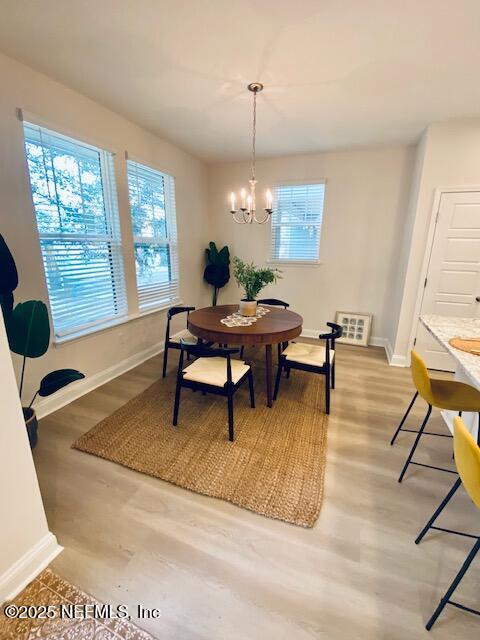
[335,311,372,347]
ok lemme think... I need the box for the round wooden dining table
[188,304,303,407]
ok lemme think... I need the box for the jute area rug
[0,569,155,640]
[72,353,328,528]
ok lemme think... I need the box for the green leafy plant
[0,233,84,409]
[0,234,18,318]
[203,241,230,306]
[233,257,282,301]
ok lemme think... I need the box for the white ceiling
[1,0,480,162]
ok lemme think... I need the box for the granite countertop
[420,315,480,387]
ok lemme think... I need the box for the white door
[415,190,480,371]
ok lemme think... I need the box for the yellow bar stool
[392,350,480,483]
[415,417,480,629]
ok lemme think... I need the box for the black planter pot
[23,407,38,449]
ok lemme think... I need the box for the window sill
[137,298,181,318]
[267,259,322,267]
[53,298,181,346]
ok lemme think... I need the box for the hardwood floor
[33,343,479,639]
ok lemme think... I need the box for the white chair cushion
[170,328,197,345]
[182,357,250,387]
[283,342,334,367]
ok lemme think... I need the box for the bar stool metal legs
[398,404,432,482]
[415,477,462,544]
[415,473,480,629]
[412,414,480,629]
[391,391,418,445]
[425,537,480,630]
[394,396,456,482]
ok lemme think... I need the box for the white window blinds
[271,183,325,263]
[23,122,127,339]
[127,160,179,310]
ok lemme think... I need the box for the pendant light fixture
[229,83,273,224]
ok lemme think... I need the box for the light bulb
[240,188,247,209]
[266,189,272,209]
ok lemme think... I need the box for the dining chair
[172,341,255,442]
[257,298,289,309]
[273,322,342,414]
[162,306,197,378]
[249,298,290,361]
[391,350,480,482]
[415,416,480,629]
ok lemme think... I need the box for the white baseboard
[368,336,388,349]
[388,353,409,367]
[384,338,394,363]
[0,533,63,603]
[35,337,171,419]
[301,328,391,359]
[300,328,320,339]
[381,339,408,366]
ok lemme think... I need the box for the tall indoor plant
[233,257,281,316]
[0,234,84,448]
[203,241,230,305]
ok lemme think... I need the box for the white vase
[239,299,257,317]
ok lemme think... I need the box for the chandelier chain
[251,88,257,181]
[228,82,271,224]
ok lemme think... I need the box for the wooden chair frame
[162,305,195,378]
[172,341,255,442]
[257,298,290,309]
[273,322,342,414]
[244,298,291,361]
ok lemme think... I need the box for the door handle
[476,296,480,302]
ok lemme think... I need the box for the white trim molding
[371,336,408,366]
[368,336,388,349]
[301,328,392,361]
[300,328,322,339]
[388,352,409,367]
[371,338,408,366]
[36,338,170,419]
[35,330,187,419]
[0,533,62,603]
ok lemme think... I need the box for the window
[270,182,325,263]
[23,122,127,339]
[127,160,179,310]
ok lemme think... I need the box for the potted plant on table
[0,234,84,449]
[233,257,282,317]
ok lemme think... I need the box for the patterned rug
[0,569,155,639]
[72,355,328,528]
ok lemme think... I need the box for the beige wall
[0,52,211,408]
[4,46,476,391]
[0,314,60,601]
[392,119,480,362]
[207,146,414,340]
[383,135,428,357]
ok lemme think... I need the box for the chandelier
[229,83,273,224]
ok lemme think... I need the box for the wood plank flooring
[33,343,479,639]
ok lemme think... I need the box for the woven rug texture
[72,354,328,528]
